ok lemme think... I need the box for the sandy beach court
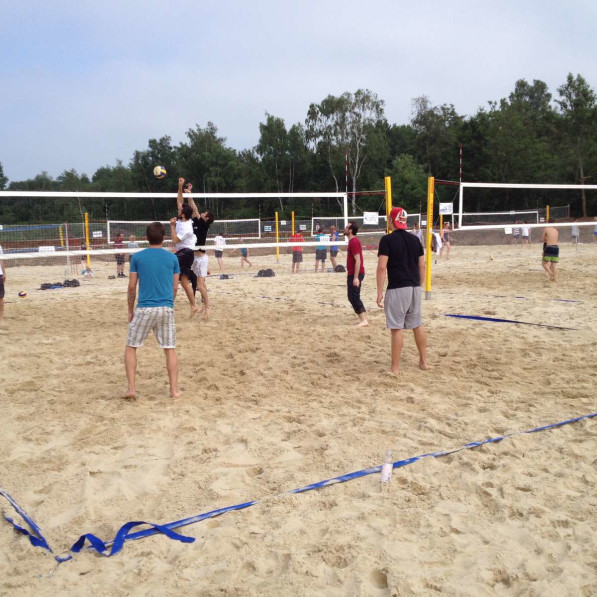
[1,243,596,595]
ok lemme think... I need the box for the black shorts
[116,255,125,265]
[0,275,4,299]
[330,249,339,257]
[292,252,303,263]
[176,248,195,278]
[315,249,327,261]
[215,250,223,258]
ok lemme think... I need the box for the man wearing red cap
[376,207,428,373]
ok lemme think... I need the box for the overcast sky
[1,0,596,182]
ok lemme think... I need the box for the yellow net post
[384,176,392,233]
[291,211,295,235]
[275,212,280,263]
[546,205,550,221]
[425,177,434,300]
[84,212,91,270]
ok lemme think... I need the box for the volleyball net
[0,191,352,272]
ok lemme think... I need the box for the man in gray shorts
[125,222,181,399]
[376,206,428,374]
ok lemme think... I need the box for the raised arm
[170,218,181,244]
[177,178,185,216]
[187,195,200,219]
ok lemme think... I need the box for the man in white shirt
[214,233,226,270]
[521,222,531,247]
[170,203,199,318]
[0,244,5,320]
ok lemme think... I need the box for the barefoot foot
[356,319,369,327]
[190,305,199,318]
[419,361,429,371]
[203,306,211,320]
[171,389,182,398]
[123,390,136,400]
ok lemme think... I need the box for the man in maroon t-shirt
[290,230,304,274]
[344,222,368,327]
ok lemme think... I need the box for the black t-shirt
[192,216,211,247]
[377,229,424,289]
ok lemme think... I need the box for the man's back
[543,226,559,245]
[378,229,424,288]
[131,248,179,308]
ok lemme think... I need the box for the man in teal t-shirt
[125,222,181,399]
[315,226,327,273]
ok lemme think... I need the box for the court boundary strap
[1,411,595,564]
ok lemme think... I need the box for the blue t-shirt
[130,248,180,308]
[330,231,339,250]
[316,233,327,251]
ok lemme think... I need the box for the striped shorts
[127,307,176,349]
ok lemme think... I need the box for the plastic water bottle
[380,449,393,483]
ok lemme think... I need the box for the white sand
[1,244,596,595]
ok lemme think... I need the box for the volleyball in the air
[18,290,27,298]
[153,165,167,180]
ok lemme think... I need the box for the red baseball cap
[390,207,408,229]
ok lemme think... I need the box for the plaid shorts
[127,307,176,348]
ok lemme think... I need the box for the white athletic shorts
[192,254,209,278]
[127,307,176,349]
[384,286,422,330]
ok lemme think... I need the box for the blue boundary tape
[2,411,595,563]
[445,313,578,331]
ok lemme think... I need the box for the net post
[291,211,295,235]
[84,212,91,270]
[425,177,434,300]
[384,176,392,234]
[546,205,550,221]
[275,212,280,263]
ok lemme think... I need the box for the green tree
[0,162,7,190]
[556,73,597,216]
[388,154,427,213]
[306,89,386,213]
[411,96,464,179]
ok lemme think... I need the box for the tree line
[1,73,596,224]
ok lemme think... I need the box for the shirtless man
[541,220,559,282]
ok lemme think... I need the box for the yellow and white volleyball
[18,290,27,298]
[153,165,167,179]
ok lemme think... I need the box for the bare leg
[164,348,180,398]
[550,262,557,282]
[413,326,428,370]
[541,260,551,278]
[356,312,368,327]
[124,346,137,398]
[197,277,210,319]
[180,276,199,317]
[0,297,4,320]
[331,256,338,269]
[390,329,404,374]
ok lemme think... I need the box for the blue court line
[2,411,595,563]
[445,314,578,331]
